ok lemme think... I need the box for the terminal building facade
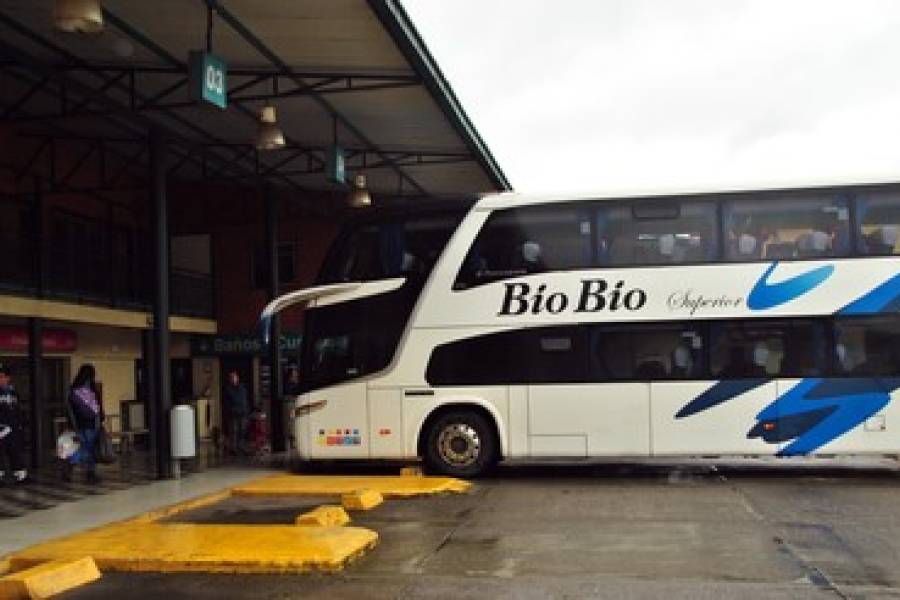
[0,0,508,475]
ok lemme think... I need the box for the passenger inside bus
[718,342,770,378]
[863,225,898,255]
[520,240,544,273]
[671,344,695,378]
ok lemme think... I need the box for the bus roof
[475,178,900,210]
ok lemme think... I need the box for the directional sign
[189,50,227,109]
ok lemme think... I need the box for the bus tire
[424,410,498,478]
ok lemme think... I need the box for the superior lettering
[667,290,743,315]
[498,279,647,316]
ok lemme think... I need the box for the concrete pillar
[150,129,172,479]
[265,186,285,452]
[27,318,43,469]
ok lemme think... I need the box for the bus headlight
[295,400,327,417]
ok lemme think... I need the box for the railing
[0,230,214,319]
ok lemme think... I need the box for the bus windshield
[319,208,468,284]
[301,206,468,392]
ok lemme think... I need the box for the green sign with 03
[189,50,227,109]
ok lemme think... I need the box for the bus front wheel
[424,410,497,478]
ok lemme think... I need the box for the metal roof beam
[205,0,428,196]
[0,13,266,189]
[102,6,326,184]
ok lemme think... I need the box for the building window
[252,242,295,289]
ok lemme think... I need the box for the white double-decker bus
[262,183,900,476]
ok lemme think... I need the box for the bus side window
[453,205,591,289]
[856,192,900,256]
[595,201,717,267]
[723,194,850,262]
[709,320,825,379]
[589,325,704,381]
[834,317,900,376]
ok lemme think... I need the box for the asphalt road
[59,461,900,599]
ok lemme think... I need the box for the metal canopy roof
[0,0,510,197]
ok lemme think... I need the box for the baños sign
[191,332,302,356]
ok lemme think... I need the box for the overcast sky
[403,0,900,194]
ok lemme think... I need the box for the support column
[32,177,45,296]
[265,186,285,452]
[29,177,45,470]
[27,318,43,469]
[141,329,155,458]
[150,129,172,479]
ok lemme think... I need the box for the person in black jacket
[0,364,26,484]
[64,364,104,484]
[222,370,249,456]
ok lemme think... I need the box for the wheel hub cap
[438,423,481,467]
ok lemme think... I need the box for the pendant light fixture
[348,173,372,208]
[53,0,104,34]
[255,103,285,151]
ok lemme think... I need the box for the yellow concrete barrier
[2,473,473,576]
[400,466,423,477]
[232,474,471,498]
[295,505,351,527]
[128,490,232,524]
[0,556,101,599]
[9,523,377,574]
[341,489,384,511]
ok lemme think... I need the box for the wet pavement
[57,461,900,599]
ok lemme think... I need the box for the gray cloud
[404,0,900,192]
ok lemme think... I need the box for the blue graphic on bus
[677,378,899,455]
[747,261,834,310]
[678,272,900,452]
[838,272,900,315]
[675,379,769,418]
[751,378,898,456]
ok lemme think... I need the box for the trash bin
[170,404,196,458]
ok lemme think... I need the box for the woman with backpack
[63,364,104,484]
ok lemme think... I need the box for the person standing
[222,370,249,455]
[0,365,27,484]
[282,367,302,450]
[64,364,104,484]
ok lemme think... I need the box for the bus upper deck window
[724,194,850,261]
[454,205,591,289]
[856,192,900,256]
[597,200,717,267]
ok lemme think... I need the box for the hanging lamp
[348,173,372,208]
[53,0,104,34]
[255,104,285,151]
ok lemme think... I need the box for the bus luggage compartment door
[527,383,650,457]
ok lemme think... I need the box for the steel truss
[0,1,481,196]
[0,63,422,122]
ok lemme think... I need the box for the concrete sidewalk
[0,466,277,556]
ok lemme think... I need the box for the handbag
[56,430,80,460]
[96,426,116,464]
